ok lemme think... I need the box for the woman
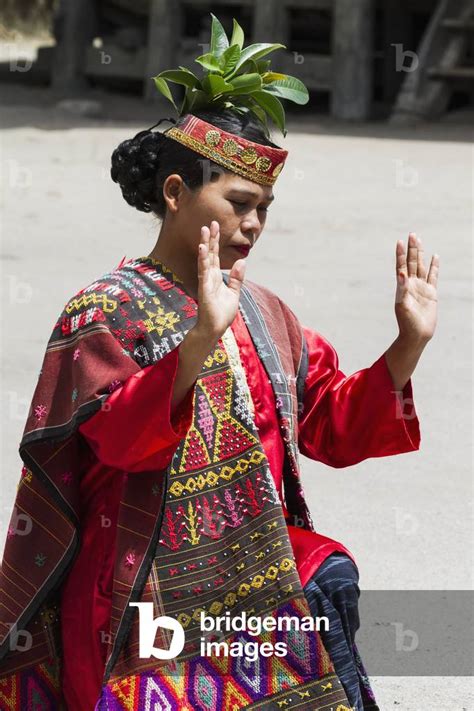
[0,106,438,710]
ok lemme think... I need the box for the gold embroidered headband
[165,114,288,186]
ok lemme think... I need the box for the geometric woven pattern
[95,257,351,709]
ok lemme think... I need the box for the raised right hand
[196,220,246,339]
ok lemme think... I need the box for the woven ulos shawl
[0,256,352,710]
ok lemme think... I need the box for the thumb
[227,258,246,296]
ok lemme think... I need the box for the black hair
[110,108,282,218]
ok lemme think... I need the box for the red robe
[60,309,420,710]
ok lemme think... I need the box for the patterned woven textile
[304,553,379,710]
[0,256,352,709]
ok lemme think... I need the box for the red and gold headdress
[165,114,287,186]
[150,13,309,186]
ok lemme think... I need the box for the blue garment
[303,552,379,710]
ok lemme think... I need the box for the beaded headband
[164,114,288,186]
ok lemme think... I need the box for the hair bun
[111,129,165,213]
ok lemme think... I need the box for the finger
[407,232,418,277]
[199,227,210,283]
[201,224,210,251]
[212,220,219,267]
[427,253,440,288]
[201,225,210,265]
[416,235,427,279]
[213,220,221,268]
[396,240,407,281]
[198,235,208,271]
[227,258,246,296]
[207,221,215,267]
[210,220,219,267]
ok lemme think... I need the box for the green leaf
[235,58,259,76]
[230,43,286,77]
[251,90,286,135]
[230,18,245,50]
[263,75,310,105]
[222,72,262,95]
[152,77,178,112]
[262,71,287,83]
[219,44,241,76]
[210,12,229,57]
[194,53,222,73]
[154,69,200,90]
[246,58,260,74]
[256,59,272,74]
[184,88,210,113]
[178,65,202,80]
[202,74,234,97]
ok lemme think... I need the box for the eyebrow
[227,188,275,202]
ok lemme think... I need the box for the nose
[241,212,261,244]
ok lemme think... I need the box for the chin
[220,255,243,271]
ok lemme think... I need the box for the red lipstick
[232,245,250,256]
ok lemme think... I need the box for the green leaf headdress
[151,12,309,139]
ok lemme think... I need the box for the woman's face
[164,171,275,270]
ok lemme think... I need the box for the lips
[232,245,250,256]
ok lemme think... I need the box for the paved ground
[1,80,472,709]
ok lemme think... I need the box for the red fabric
[298,327,421,468]
[77,346,196,473]
[60,311,420,710]
[287,526,357,588]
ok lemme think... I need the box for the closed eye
[229,199,269,212]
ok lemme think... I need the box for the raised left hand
[395,232,439,344]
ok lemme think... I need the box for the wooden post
[252,0,287,71]
[144,0,182,102]
[51,0,98,93]
[383,0,412,105]
[331,0,375,120]
[252,1,287,44]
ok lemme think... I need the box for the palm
[197,220,246,336]
[395,233,439,342]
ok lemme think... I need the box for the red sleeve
[297,327,421,468]
[78,345,194,473]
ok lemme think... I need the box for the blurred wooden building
[31,0,474,120]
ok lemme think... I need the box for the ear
[162,174,188,214]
